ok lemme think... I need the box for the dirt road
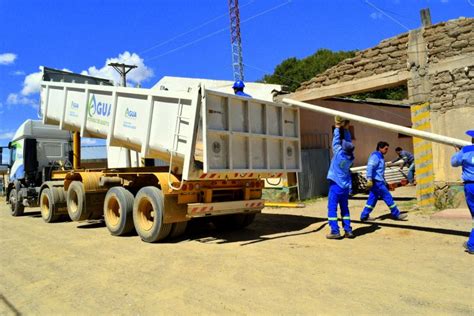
[0,189,473,315]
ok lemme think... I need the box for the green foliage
[260,49,356,92]
[261,49,407,100]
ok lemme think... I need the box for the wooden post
[73,131,81,169]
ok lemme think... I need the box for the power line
[145,0,292,61]
[364,0,411,31]
[138,0,256,56]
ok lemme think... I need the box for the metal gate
[297,133,330,200]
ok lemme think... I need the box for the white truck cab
[5,120,72,215]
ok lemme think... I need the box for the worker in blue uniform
[232,80,251,98]
[450,130,474,255]
[392,147,415,184]
[326,116,355,239]
[360,141,408,221]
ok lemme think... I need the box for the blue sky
[0,0,472,148]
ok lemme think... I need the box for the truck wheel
[104,187,135,236]
[9,188,24,217]
[169,221,188,239]
[67,181,90,221]
[40,188,61,223]
[133,186,171,243]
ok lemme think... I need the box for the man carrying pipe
[391,147,415,184]
[326,116,355,239]
[360,141,408,222]
[450,130,474,255]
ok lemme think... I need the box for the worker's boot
[326,232,343,240]
[344,231,355,239]
[463,241,474,254]
[393,213,408,221]
[360,216,375,222]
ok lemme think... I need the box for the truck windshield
[10,146,16,166]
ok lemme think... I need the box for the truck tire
[67,181,90,221]
[9,188,24,217]
[104,187,135,236]
[213,213,256,230]
[169,221,188,239]
[133,186,171,243]
[40,188,61,223]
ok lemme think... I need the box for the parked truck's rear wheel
[9,188,24,217]
[40,188,60,223]
[213,213,256,230]
[67,181,90,221]
[104,187,135,236]
[133,186,171,243]
[169,221,188,239]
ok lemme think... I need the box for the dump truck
[28,68,302,242]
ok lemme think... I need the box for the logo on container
[88,95,111,118]
[125,108,137,119]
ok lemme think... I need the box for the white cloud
[6,93,38,109]
[0,131,15,140]
[21,67,43,96]
[80,138,98,145]
[11,70,25,76]
[0,53,17,65]
[370,12,383,20]
[81,51,154,86]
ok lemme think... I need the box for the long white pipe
[283,98,471,148]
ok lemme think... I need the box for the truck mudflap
[187,199,264,218]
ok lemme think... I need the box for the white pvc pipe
[283,98,471,148]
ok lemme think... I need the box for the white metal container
[41,81,301,180]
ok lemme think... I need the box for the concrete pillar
[407,28,435,209]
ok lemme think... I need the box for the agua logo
[125,108,137,119]
[88,95,111,118]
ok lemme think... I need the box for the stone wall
[297,33,408,91]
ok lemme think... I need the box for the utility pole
[108,62,138,167]
[108,63,137,87]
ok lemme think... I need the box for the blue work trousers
[361,180,401,220]
[327,181,352,234]
[407,162,415,184]
[465,183,474,252]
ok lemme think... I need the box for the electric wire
[145,0,292,61]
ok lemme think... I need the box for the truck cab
[5,119,72,216]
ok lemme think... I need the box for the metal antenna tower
[228,0,244,81]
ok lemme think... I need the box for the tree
[261,49,356,92]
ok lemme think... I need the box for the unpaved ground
[0,188,473,315]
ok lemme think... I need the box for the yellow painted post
[410,102,435,208]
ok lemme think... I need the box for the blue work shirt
[235,90,252,98]
[392,150,414,166]
[451,145,474,182]
[327,128,354,190]
[366,151,385,182]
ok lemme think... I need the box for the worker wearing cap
[360,141,408,221]
[450,130,474,255]
[326,116,355,239]
[232,80,251,98]
[391,147,415,184]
